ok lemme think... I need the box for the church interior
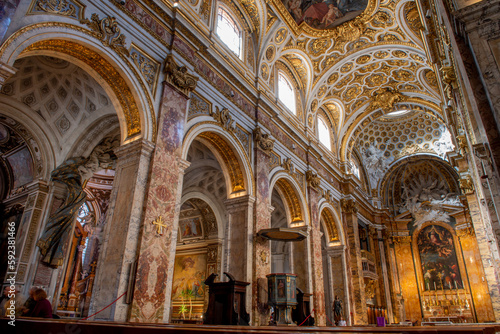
[1,0,500,330]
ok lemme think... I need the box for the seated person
[27,288,52,318]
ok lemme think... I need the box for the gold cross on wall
[152,215,167,236]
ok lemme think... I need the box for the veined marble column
[224,195,255,314]
[90,139,154,321]
[252,127,273,326]
[341,198,367,324]
[307,180,326,326]
[129,55,198,323]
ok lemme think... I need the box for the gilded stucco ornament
[392,235,411,245]
[369,87,403,112]
[456,227,475,239]
[282,157,294,172]
[306,170,320,189]
[81,14,130,57]
[459,175,474,195]
[163,54,198,97]
[341,198,357,214]
[28,0,85,20]
[210,106,235,132]
[253,127,274,155]
[395,143,436,159]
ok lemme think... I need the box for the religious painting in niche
[418,225,463,291]
[282,0,368,30]
[171,254,207,302]
[179,217,203,239]
[7,146,34,189]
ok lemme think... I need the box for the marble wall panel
[395,240,421,322]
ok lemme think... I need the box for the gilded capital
[306,170,321,189]
[456,227,475,239]
[163,54,198,97]
[459,175,474,195]
[392,235,411,245]
[341,198,357,214]
[253,126,274,155]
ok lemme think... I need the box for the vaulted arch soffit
[319,205,343,245]
[0,24,156,143]
[270,173,307,226]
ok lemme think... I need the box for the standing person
[333,295,343,325]
[27,288,52,318]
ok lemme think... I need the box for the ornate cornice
[163,54,198,97]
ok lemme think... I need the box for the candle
[454,280,457,289]
[427,282,429,290]
[434,282,437,290]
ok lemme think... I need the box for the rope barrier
[298,309,315,326]
[325,313,336,326]
[81,291,127,320]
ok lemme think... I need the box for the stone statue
[333,295,343,325]
[361,143,392,189]
[37,137,118,267]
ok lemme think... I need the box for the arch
[180,191,226,241]
[269,172,308,226]
[0,23,155,142]
[0,95,55,180]
[319,202,345,245]
[183,123,253,198]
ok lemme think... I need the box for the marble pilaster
[377,229,394,323]
[129,74,195,322]
[252,147,272,326]
[307,187,326,326]
[327,245,348,323]
[90,139,154,321]
[224,195,255,314]
[341,199,367,324]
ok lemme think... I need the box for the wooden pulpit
[203,272,250,325]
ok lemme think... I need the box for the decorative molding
[81,13,130,57]
[163,54,198,97]
[394,143,436,159]
[209,106,235,132]
[459,175,474,195]
[0,62,17,88]
[253,126,274,155]
[369,87,403,112]
[392,235,411,245]
[341,198,358,214]
[27,0,85,20]
[456,227,475,239]
[306,170,320,189]
[130,43,160,96]
[269,151,281,169]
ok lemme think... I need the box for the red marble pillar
[129,56,197,323]
[251,127,274,325]
[307,184,326,326]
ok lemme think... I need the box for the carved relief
[392,235,411,245]
[306,170,320,189]
[209,106,235,132]
[459,175,474,195]
[341,198,357,214]
[253,127,274,155]
[81,14,130,57]
[163,55,198,96]
[369,87,403,112]
[28,0,85,20]
[130,44,160,95]
[456,227,475,239]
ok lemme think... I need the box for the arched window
[278,72,296,114]
[318,116,331,150]
[216,7,242,57]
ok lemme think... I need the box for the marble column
[307,185,326,325]
[10,181,49,288]
[341,198,367,324]
[457,227,495,322]
[90,139,154,321]
[377,229,394,323]
[129,55,198,323]
[392,236,421,323]
[252,127,274,326]
[224,195,255,315]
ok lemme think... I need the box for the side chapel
[1,0,500,326]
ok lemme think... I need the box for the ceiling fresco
[281,0,369,30]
